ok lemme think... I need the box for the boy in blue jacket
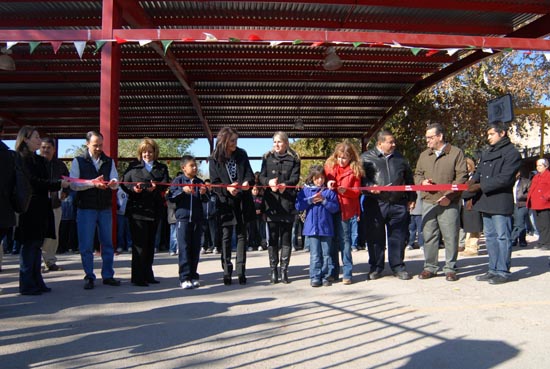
[168,155,208,289]
[296,165,340,287]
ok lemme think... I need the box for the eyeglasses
[425,135,438,141]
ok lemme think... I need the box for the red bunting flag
[115,36,128,44]
[248,34,262,42]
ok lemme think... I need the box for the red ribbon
[62,176,467,192]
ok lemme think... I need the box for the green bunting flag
[161,40,173,55]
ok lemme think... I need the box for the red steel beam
[2,28,550,50]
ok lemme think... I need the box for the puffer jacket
[295,185,340,237]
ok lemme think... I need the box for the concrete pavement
[1,240,549,369]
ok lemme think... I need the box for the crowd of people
[1,121,549,294]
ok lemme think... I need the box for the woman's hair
[465,157,476,173]
[325,140,364,178]
[137,137,160,161]
[305,164,325,185]
[264,131,300,160]
[212,126,238,164]
[15,125,38,156]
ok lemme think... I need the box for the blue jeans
[332,214,353,280]
[19,239,47,294]
[169,223,178,254]
[482,214,513,278]
[511,206,528,245]
[349,215,359,249]
[77,208,115,280]
[308,235,333,282]
[116,214,132,250]
[408,214,424,246]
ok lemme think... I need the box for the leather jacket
[360,148,416,204]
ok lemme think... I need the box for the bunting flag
[446,48,459,56]
[93,40,106,55]
[50,41,62,54]
[425,49,439,57]
[2,34,549,61]
[161,40,173,55]
[73,41,86,59]
[29,42,40,54]
[203,32,218,42]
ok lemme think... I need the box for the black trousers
[221,222,247,277]
[534,209,550,247]
[129,218,157,284]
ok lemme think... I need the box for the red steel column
[100,0,122,246]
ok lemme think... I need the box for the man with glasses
[415,123,468,281]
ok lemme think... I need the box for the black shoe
[322,280,332,287]
[103,278,121,286]
[475,273,493,282]
[281,270,289,284]
[489,275,508,285]
[369,271,383,280]
[270,269,279,284]
[147,279,160,284]
[223,275,232,285]
[393,271,412,280]
[238,275,247,285]
[84,278,94,290]
[40,286,52,293]
[311,280,322,287]
[48,264,62,272]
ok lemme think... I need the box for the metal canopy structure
[1,1,550,152]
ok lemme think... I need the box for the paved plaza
[1,240,549,369]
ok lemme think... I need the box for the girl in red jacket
[324,141,364,284]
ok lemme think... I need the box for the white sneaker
[169,252,176,256]
[191,279,200,288]
[180,280,194,289]
[406,245,414,250]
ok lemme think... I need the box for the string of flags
[3,33,550,61]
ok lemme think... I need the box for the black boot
[268,245,279,284]
[280,245,291,284]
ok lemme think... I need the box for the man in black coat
[468,121,521,285]
[0,122,17,273]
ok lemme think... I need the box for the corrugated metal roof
[1,1,549,141]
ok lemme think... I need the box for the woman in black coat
[121,138,170,286]
[209,127,255,285]
[259,131,301,284]
[15,126,68,295]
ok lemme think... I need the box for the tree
[291,137,361,182]
[64,138,195,179]
[386,51,550,165]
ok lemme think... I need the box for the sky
[3,136,277,175]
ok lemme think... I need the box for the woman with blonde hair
[121,138,170,286]
[324,141,364,284]
[259,131,301,284]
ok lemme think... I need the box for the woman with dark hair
[121,138,170,286]
[15,126,68,295]
[209,127,255,285]
[259,131,301,284]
